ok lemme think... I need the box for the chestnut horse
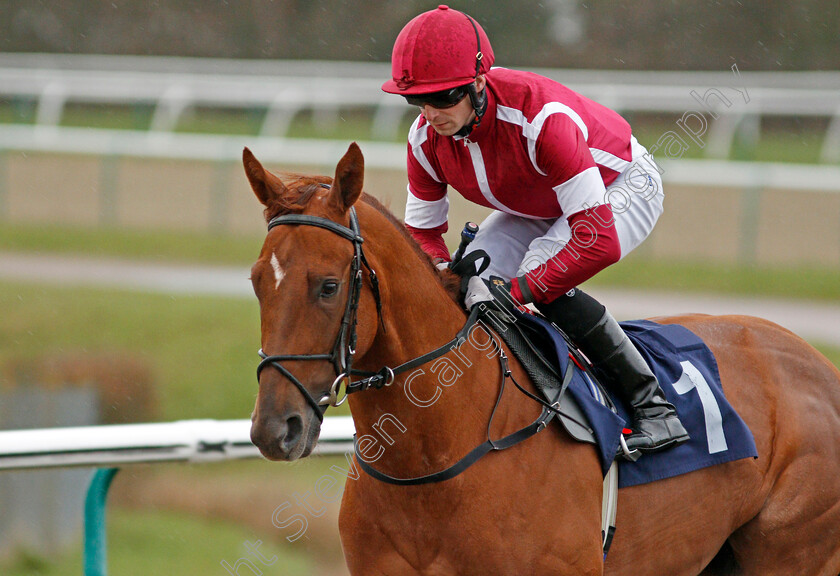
[245,143,840,576]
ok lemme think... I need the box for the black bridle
[256,199,383,423]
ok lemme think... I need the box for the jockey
[381,5,689,456]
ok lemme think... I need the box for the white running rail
[0,416,355,470]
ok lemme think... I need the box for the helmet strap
[452,11,488,138]
[455,84,488,138]
[463,12,484,78]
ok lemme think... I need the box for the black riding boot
[536,289,689,457]
[576,310,690,455]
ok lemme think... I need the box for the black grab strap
[449,248,491,295]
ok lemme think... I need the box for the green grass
[0,507,312,576]
[0,99,37,124]
[0,100,416,143]
[0,281,259,421]
[0,223,263,267]
[61,103,155,131]
[585,255,840,302]
[0,277,354,421]
[281,108,417,142]
[624,116,833,165]
[815,345,840,371]
[177,107,268,136]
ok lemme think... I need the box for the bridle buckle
[326,373,351,407]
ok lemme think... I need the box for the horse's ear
[330,142,364,212]
[243,147,289,208]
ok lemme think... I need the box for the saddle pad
[509,312,758,487]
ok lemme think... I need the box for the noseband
[256,196,383,423]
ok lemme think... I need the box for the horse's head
[244,143,378,461]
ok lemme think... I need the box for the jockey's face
[418,76,486,137]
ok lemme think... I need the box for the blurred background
[0,1,839,575]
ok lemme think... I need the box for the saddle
[478,304,609,447]
[450,250,618,450]
[475,303,759,488]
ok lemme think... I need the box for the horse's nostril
[281,414,303,452]
[251,413,306,460]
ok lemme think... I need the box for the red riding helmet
[382,5,495,95]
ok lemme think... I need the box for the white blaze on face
[270,252,285,289]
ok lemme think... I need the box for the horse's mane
[361,193,462,303]
[267,172,462,304]
[262,172,334,219]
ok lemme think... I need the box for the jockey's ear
[242,147,289,208]
[330,142,364,213]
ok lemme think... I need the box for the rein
[255,201,571,485]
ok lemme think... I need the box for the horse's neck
[354,213,469,384]
[354,203,469,375]
[359,258,467,376]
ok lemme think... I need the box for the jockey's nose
[421,104,441,121]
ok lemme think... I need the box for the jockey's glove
[464,275,520,314]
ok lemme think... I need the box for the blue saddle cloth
[512,312,758,488]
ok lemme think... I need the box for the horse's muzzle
[250,411,320,461]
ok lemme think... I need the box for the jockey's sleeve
[405,122,451,262]
[510,204,621,305]
[404,182,451,262]
[406,222,451,262]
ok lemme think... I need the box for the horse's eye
[320,280,340,298]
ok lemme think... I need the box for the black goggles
[404,85,470,109]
